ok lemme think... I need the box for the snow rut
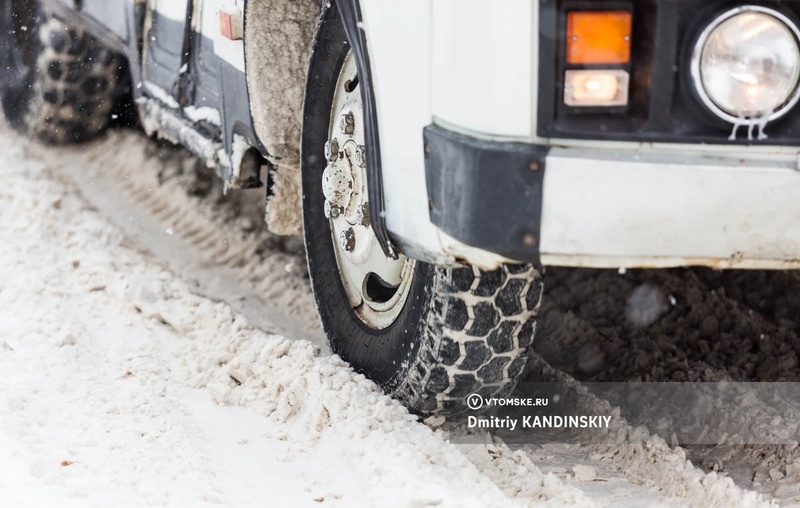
[33,128,324,346]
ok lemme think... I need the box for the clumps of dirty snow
[444,430,597,507]
[625,283,669,328]
[135,281,596,506]
[244,0,320,166]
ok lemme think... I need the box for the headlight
[691,6,800,125]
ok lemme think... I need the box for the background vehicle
[2,0,799,416]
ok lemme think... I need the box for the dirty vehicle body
[2,0,800,415]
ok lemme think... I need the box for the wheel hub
[323,52,415,329]
[322,138,360,216]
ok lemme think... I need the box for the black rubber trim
[335,0,396,259]
[424,125,547,263]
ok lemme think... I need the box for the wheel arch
[244,0,393,249]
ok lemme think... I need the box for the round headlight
[691,6,800,124]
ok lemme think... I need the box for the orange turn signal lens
[566,11,632,64]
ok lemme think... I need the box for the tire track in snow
[35,128,324,348]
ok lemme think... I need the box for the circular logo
[466,393,484,410]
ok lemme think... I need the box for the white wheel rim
[322,51,415,330]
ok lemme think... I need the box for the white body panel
[539,149,800,269]
[359,1,446,260]
[431,0,533,139]
[361,0,538,262]
[361,0,800,269]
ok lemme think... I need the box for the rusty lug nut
[339,227,356,252]
[357,202,371,227]
[324,139,339,162]
[521,233,538,248]
[324,200,342,219]
[340,111,355,136]
[355,145,366,167]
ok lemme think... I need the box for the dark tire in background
[0,1,121,143]
[301,4,544,416]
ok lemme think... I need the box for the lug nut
[357,202,371,226]
[324,139,339,162]
[324,200,343,219]
[355,145,366,167]
[340,111,355,136]
[339,227,356,252]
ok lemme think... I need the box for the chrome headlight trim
[690,5,800,126]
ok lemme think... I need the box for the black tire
[0,1,120,143]
[301,5,544,416]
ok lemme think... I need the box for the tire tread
[394,264,543,415]
[5,15,119,143]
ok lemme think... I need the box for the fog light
[564,70,629,107]
[691,6,800,124]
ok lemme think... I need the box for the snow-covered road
[0,128,591,507]
[0,126,777,507]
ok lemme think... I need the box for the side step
[136,96,223,169]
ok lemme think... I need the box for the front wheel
[301,5,543,415]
